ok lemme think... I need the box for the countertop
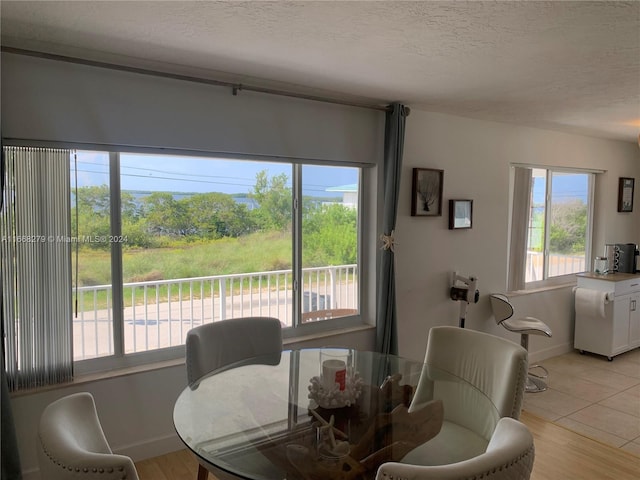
[577,272,640,282]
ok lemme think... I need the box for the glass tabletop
[173,348,500,480]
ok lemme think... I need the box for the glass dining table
[173,348,500,480]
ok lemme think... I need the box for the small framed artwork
[449,199,473,229]
[411,168,444,216]
[617,177,634,212]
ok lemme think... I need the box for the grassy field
[75,230,293,287]
[73,228,357,312]
[73,231,293,309]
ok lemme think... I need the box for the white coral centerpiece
[308,369,363,409]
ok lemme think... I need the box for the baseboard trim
[113,432,185,461]
[529,342,573,364]
[21,468,39,480]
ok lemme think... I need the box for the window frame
[4,141,375,375]
[509,164,596,291]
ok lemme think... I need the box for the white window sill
[507,280,577,297]
[10,324,375,398]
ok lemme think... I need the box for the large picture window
[2,146,363,385]
[509,166,594,290]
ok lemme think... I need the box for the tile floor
[522,347,640,456]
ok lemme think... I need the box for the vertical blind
[1,146,73,390]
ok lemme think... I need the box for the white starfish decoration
[380,230,396,252]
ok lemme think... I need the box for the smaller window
[509,166,594,289]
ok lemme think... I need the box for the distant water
[124,190,339,209]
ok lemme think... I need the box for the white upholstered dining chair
[185,316,283,479]
[185,316,283,386]
[401,326,529,467]
[37,392,139,480]
[376,416,534,480]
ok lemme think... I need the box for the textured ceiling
[1,1,639,143]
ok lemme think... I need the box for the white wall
[395,110,640,362]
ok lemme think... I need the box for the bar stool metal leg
[521,334,548,393]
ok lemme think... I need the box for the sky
[74,151,358,197]
[532,172,589,204]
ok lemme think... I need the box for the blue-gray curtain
[375,103,408,355]
[1,146,23,480]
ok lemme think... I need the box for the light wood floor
[135,411,640,480]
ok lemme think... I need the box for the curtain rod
[2,46,408,114]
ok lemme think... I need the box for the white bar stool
[490,293,553,393]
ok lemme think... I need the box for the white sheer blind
[508,167,533,291]
[1,146,73,390]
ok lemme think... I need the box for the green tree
[120,191,139,222]
[74,185,111,217]
[187,192,255,238]
[549,200,587,254]
[251,170,291,231]
[72,186,147,249]
[141,192,191,237]
[72,185,111,249]
[303,203,357,266]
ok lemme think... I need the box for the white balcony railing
[526,251,586,283]
[74,264,358,361]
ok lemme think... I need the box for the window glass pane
[73,150,364,363]
[522,167,590,285]
[119,154,292,354]
[73,151,113,360]
[548,172,588,277]
[301,165,359,324]
[525,169,546,283]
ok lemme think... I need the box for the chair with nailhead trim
[401,326,528,467]
[376,417,534,480]
[37,392,139,480]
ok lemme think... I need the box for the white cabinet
[575,273,640,360]
[629,294,640,348]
